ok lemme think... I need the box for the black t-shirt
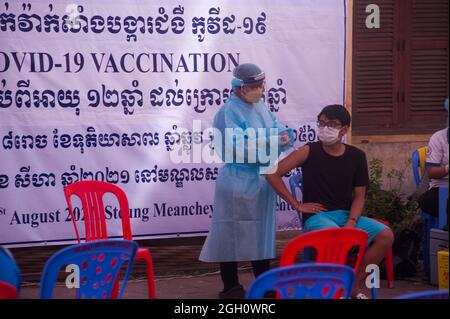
[301,141,369,211]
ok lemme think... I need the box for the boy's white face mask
[317,126,341,145]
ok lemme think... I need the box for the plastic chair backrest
[64,181,133,242]
[289,171,303,199]
[395,290,449,299]
[40,240,137,299]
[0,281,18,299]
[246,263,355,299]
[289,171,303,225]
[412,146,428,186]
[0,247,21,294]
[280,228,369,273]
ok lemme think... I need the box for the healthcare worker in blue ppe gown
[199,63,294,299]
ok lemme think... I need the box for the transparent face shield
[241,78,266,103]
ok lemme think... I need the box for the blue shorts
[303,210,389,244]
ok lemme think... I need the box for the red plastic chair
[289,172,394,288]
[280,228,390,298]
[0,281,18,299]
[280,228,369,274]
[64,180,156,299]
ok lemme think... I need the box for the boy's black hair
[317,104,351,126]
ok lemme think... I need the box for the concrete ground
[19,267,437,299]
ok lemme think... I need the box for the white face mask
[317,126,341,145]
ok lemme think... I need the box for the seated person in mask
[266,104,394,299]
[418,98,449,228]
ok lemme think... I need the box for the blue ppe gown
[199,92,293,262]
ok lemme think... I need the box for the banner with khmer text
[0,0,347,247]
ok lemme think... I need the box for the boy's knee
[375,229,394,246]
[303,220,313,232]
[303,214,324,232]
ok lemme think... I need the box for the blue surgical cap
[445,98,449,112]
[231,63,265,88]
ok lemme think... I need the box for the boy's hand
[343,220,357,228]
[295,202,327,214]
